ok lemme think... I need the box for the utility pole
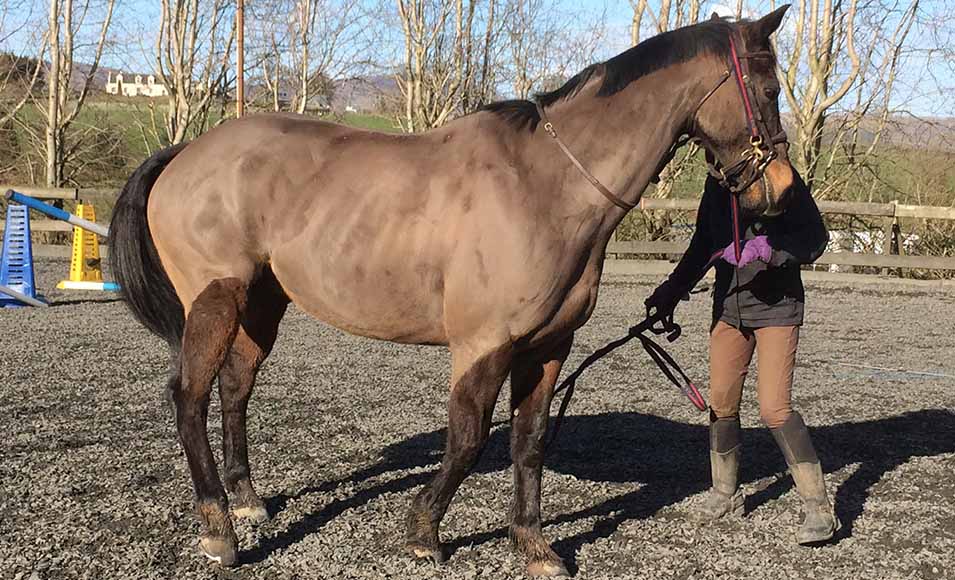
[236,0,245,117]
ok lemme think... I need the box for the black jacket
[667,174,828,328]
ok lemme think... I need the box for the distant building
[105,71,168,98]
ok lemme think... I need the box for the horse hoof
[526,559,570,578]
[406,541,446,564]
[232,504,269,523]
[199,535,238,567]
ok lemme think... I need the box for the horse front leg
[509,335,573,577]
[405,341,513,563]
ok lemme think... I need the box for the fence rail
[3,187,955,272]
[614,197,955,272]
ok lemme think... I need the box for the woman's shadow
[246,408,955,569]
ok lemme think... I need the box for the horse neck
[534,63,710,233]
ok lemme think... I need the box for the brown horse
[111,8,793,576]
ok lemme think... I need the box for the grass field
[3,99,953,205]
[0,99,401,188]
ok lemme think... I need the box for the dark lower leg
[509,338,571,575]
[218,280,287,520]
[405,344,511,560]
[218,346,265,517]
[175,278,247,565]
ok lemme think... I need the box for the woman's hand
[721,236,773,268]
[644,279,687,319]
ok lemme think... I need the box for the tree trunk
[45,0,60,187]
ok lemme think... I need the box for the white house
[105,71,168,98]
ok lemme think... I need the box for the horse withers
[110,7,793,576]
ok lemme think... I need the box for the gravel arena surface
[2,259,954,580]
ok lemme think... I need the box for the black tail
[110,144,189,348]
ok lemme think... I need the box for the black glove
[644,278,688,320]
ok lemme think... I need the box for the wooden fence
[2,186,955,272]
[609,198,955,272]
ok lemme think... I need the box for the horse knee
[450,430,487,468]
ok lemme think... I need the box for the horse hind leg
[173,277,249,567]
[405,341,513,562]
[218,272,289,523]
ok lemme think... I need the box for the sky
[2,0,953,117]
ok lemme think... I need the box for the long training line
[816,360,955,380]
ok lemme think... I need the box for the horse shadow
[245,408,955,569]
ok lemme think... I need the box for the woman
[644,172,839,544]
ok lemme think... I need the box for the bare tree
[505,0,553,100]
[772,0,863,186]
[503,0,606,101]
[155,0,235,145]
[630,0,700,44]
[809,0,921,200]
[249,0,372,114]
[0,0,48,127]
[460,0,500,111]
[395,0,479,131]
[26,0,115,187]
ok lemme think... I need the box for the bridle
[535,29,788,214]
[704,33,788,196]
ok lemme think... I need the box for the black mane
[482,19,735,131]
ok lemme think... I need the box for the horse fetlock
[229,481,268,523]
[404,506,443,563]
[510,525,567,578]
[197,499,235,536]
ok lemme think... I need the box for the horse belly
[269,242,448,345]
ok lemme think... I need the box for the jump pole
[0,283,48,307]
[4,190,109,238]
[3,189,119,294]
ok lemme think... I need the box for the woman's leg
[754,325,839,544]
[696,321,756,519]
[753,325,798,429]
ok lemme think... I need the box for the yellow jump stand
[57,203,106,291]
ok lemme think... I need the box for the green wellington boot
[771,412,841,544]
[695,413,745,520]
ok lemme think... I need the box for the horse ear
[710,11,721,21]
[748,5,790,39]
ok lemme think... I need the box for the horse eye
[765,87,780,100]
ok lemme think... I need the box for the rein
[536,31,786,212]
[547,249,724,450]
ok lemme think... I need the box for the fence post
[881,201,898,277]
